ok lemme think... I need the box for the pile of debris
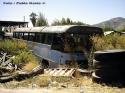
[0,52,44,83]
[0,51,91,83]
[0,52,17,73]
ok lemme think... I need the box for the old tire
[93,60,125,69]
[94,50,125,62]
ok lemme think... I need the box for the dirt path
[0,88,80,93]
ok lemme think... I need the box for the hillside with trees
[93,17,125,31]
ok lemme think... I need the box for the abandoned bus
[13,25,103,68]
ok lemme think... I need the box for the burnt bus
[13,25,103,68]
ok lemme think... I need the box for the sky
[0,0,125,26]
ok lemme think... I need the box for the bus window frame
[18,32,24,39]
[28,32,35,41]
[51,34,64,52]
[43,33,53,45]
[23,32,29,40]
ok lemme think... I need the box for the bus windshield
[52,34,91,53]
[64,34,90,53]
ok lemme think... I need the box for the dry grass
[0,76,125,93]
[0,39,39,71]
[92,34,125,51]
[16,39,28,50]
[69,76,125,93]
[35,76,50,87]
[22,61,39,72]
[12,51,39,70]
[0,39,28,54]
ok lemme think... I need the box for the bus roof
[14,25,103,35]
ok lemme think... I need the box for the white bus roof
[14,25,74,33]
[14,25,103,34]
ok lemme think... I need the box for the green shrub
[0,39,39,70]
[0,39,28,54]
[12,51,38,69]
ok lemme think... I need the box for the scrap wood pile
[0,52,16,72]
[0,52,43,83]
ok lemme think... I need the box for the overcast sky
[0,0,125,26]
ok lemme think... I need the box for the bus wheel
[41,59,49,69]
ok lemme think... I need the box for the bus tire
[93,61,125,69]
[95,69,125,81]
[94,64,125,69]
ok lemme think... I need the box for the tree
[36,13,48,26]
[29,12,37,27]
[67,18,72,24]
[61,18,66,25]
[51,18,85,26]
[51,19,60,26]
[73,21,85,25]
[51,19,61,26]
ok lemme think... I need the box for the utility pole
[24,16,25,22]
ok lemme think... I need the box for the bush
[12,51,38,69]
[0,39,39,70]
[0,39,28,54]
[92,34,125,51]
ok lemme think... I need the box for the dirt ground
[0,76,125,93]
[0,85,125,93]
[0,88,80,93]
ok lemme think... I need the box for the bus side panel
[60,53,86,62]
[49,51,86,64]
[28,42,51,60]
[27,42,87,66]
[49,50,65,64]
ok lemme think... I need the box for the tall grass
[12,51,39,69]
[92,34,125,51]
[0,39,39,71]
[0,39,28,54]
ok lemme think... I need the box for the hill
[93,17,125,31]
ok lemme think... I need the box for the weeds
[0,39,39,71]
[22,61,39,72]
[0,39,28,54]
[92,34,125,51]
[12,51,39,70]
